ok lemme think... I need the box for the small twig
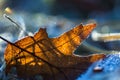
[3,14,29,36]
[0,62,6,72]
[92,31,120,42]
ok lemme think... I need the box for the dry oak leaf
[4,23,105,80]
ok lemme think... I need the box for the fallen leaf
[4,23,105,80]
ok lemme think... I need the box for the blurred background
[1,0,120,20]
[0,0,120,80]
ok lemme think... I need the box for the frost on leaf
[4,23,105,80]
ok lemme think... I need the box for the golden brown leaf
[4,23,105,80]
